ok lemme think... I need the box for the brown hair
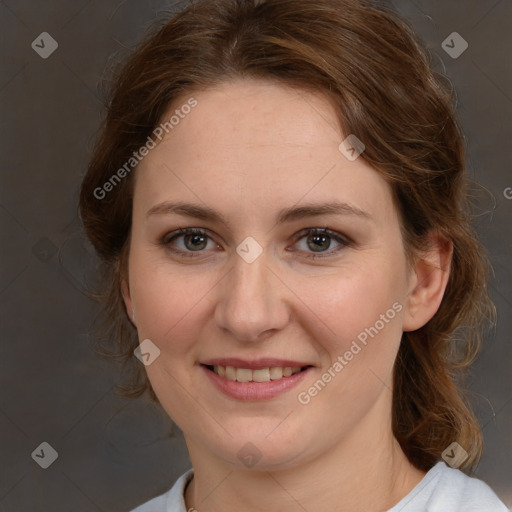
[79,0,495,472]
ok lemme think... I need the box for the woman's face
[123,79,416,470]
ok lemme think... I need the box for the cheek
[293,268,404,419]
[128,255,212,356]
[290,259,404,357]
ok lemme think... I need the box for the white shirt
[129,461,508,511]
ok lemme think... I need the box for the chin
[206,421,317,471]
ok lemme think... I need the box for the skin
[122,78,452,512]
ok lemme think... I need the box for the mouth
[201,364,312,382]
[199,361,314,400]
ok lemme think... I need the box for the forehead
[134,79,396,226]
[162,79,344,152]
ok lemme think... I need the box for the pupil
[187,234,206,250]
[310,234,329,252]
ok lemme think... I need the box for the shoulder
[129,469,194,512]
[430,462,507,511]
[389,461,508,512]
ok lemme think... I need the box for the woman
[79,0,508,510]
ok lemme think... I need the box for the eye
[290,228,351,259]
[161,228,219,257]
[160,227,351,259]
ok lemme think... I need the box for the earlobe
[402,232,452,332]
[121,278,137,327]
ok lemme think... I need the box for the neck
[184,395,426,512]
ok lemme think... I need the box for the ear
[121,276,137,328]
[402,231,452,332]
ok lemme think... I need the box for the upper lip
[200,358,314,370]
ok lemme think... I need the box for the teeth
[269,367,283,380]
[253,368,270,382]
[225,366,237,380]
[211,365,303,382]
[236,368,252,382]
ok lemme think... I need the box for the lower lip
[201,365,312,401]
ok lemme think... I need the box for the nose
[213,248,290,343]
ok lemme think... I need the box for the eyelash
[160,227,352,260]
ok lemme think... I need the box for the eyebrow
[145,200,372,229]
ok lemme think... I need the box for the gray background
[1,0,511,510]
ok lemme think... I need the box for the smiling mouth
[202,364,312,382]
